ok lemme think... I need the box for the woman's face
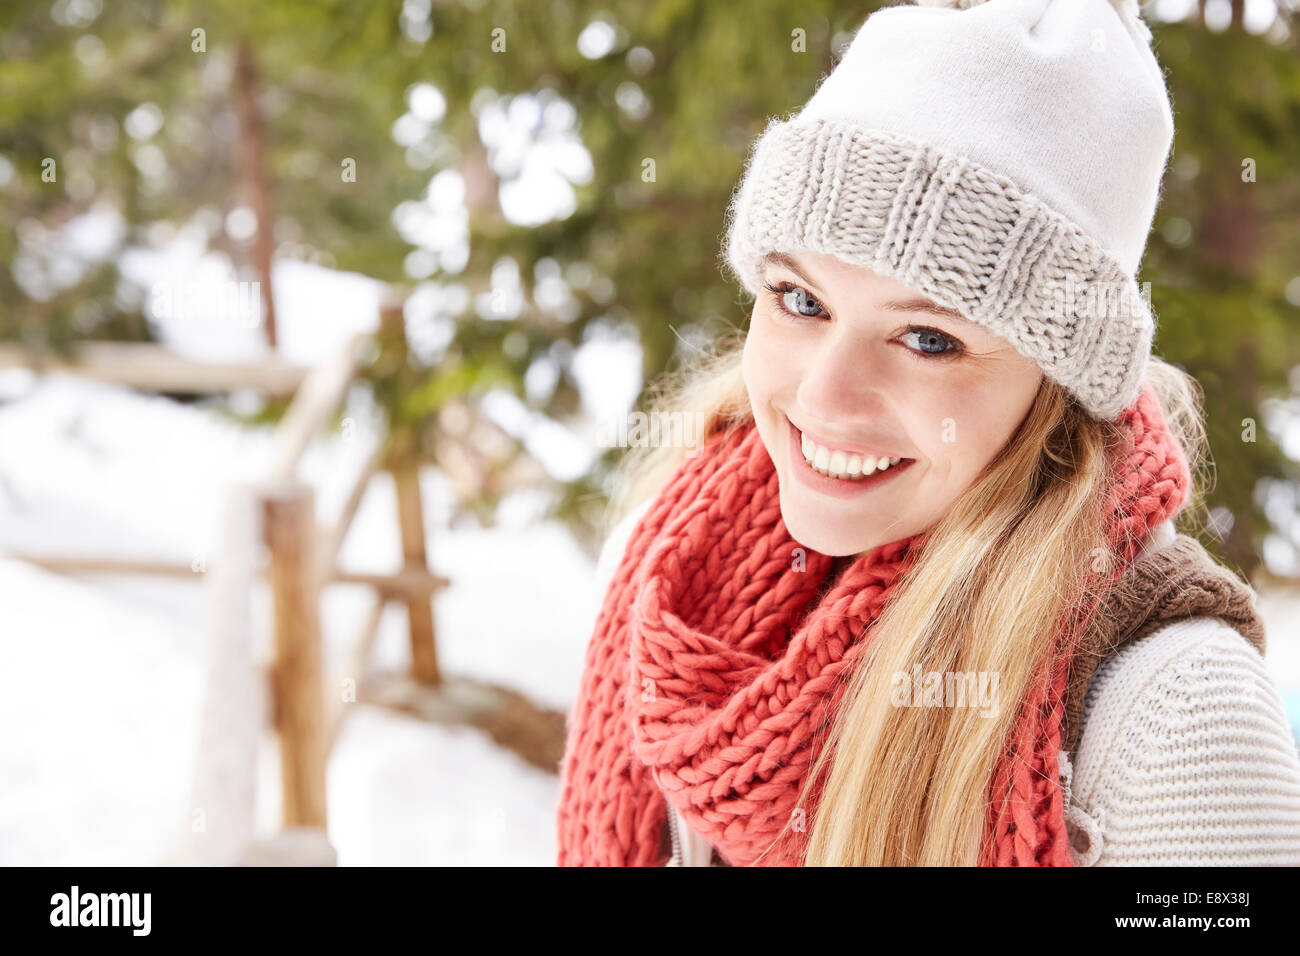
[742,250,1044,557]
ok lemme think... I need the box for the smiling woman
[556,0,1300,869]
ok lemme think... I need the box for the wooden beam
[317,442,385,573]
[234,827,336,866]
[162,484,262,866]
[7,551,449,599]
[392,456,441,686]
[379,298,443,687]
[359,671,568,774]
[323,594,388,758]
[4,554,205,577]
[266,330,368,485]
[332,568,450,598]
[262,484,327,830]
[0,342,309,396]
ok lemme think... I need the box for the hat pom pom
[912,0,1149,40]
[914,0,1142,15]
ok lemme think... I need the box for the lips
[789,416,902,459]
[785,416,915,500]
[789,417,909,471]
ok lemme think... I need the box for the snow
[0,357,605,868]
[0,556,203,866]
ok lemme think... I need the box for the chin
[778,496,868,557]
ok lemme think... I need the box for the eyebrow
[762,251,972,324]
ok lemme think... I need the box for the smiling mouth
[791,421,911,481]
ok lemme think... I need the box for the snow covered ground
[0,366,609,866]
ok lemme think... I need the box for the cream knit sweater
[592,500,1300,866]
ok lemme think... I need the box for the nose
[794,325,892,426]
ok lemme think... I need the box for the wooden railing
[4,301,445,863]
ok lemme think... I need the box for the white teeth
[797,428,904,480]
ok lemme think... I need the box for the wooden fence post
[393,455,442,685]
[163,483,263,865]
[262,483,328,829]
[379,298,442,686]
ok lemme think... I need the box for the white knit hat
[722,0,1175,421]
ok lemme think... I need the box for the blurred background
[0,0,1298,865]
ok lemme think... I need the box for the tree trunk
[235,41,279,349]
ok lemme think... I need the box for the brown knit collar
[1061,523,1267,757]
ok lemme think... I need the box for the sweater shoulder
[593,498,653,600]
[1064,616,1300,865]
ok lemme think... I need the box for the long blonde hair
[605,329,1209,865]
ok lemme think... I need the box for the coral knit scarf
[556,383,1190,866]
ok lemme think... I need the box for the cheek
[743,309,800,399]
[910,386,1020,480]
[741,326,759,395]
[959,388,1025,454]
[741,316,777,402]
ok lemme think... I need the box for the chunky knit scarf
[557,383,1190,866]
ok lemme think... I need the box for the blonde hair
[605,331,1209,865]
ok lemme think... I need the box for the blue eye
[763,280,826,319]
[900,328,962,358]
